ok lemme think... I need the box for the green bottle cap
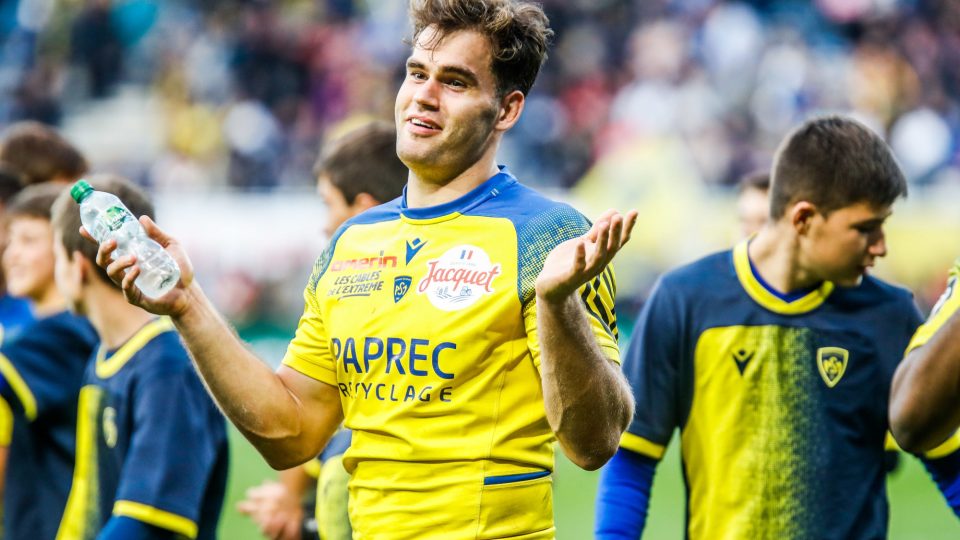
[70,180,93,203]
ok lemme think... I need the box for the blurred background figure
[0,183,98,540]
[736,170,770,238]
[0,163,32,345]
[0,122,88,186]
[0,121,89,344]
[237,121,406,540]
[0,0,958,537]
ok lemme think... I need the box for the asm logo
[817,347,849,388]
[394,276,412,303]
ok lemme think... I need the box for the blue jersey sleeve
[620,277,686,459]
[595,448,658,539]
[0,314,95,421]
[98,515,177,540]
[112,363,227,538]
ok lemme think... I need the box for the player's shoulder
[657,249,735,298]
[29,311,95,340]
[837,274,916,310]
[345,196,404,229]
[5,311,97,356]
[332,197,404,244]
[470,178,590,234]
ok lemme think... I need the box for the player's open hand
[82,215,195,317]
[535,209,637,303]
[237,481,304,540]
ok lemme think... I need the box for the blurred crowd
[0,0,959,326]
[0,0,959,191]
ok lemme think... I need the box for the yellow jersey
[282,168,619,539]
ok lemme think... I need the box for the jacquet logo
[417,245,501,311]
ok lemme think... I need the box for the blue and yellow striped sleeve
[113,501,198,538]
[516,205,621,368]
[113,365,226,538]
[524,265,621,369]
[619,276,685,460]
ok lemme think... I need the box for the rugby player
[92,1,636,538]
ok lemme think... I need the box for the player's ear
[495,89,524,132]
[74,250,93,284]
[790,201,817,235]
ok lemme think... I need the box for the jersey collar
[95,318,175,379]
[732,240,834,315]
[398,165,517,224]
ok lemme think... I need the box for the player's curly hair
[409,0,553,96]
[770,116,907,218]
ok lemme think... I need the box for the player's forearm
[890,313,960,453]
[537,293,634,471]
[170,283,319,467]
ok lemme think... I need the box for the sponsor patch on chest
[417,245,501,311]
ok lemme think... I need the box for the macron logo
[406,238,427,264]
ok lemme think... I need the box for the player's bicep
[282,286,337,386]
[277,365,344,457]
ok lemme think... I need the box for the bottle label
[102,206,132,232]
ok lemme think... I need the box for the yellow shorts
[348,461,555,539]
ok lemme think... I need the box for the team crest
[394,276,412,303]
[417,245,501,311]
[817,347,849,388]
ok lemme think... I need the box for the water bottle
[70,180,181,298]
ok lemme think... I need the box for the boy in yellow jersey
[596,116,960,539]
[0,185,97,540]
[91,1,637,538]
[238,122,407,540]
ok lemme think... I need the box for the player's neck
[84,288,155,349]
[748,225,823,294]
[31,285,67,318]
[406,153,500,209]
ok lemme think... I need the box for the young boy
[51,176,228,539]
[0,184,98,539]
[596,116,960,538]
